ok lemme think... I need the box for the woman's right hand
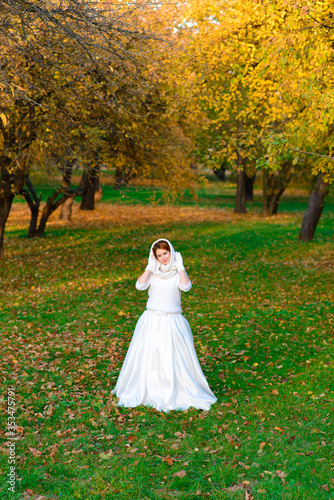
[145,252,156,273]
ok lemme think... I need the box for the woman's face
[156,248,171,265]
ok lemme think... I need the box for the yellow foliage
[159,0,334,180]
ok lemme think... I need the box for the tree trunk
[299,174,329,242]
[36,208,52,237]
[235,152,246,213]
[0,197,14,258]
[245,173,255,202]
[262,162,292,216]
[36,189,74,237]
[114,167,123,189]
[60,197,73,220]
[262,168,269,215]
[268,187,285,215]
[21,177,41,237]
[94,173,103,203]
[60,159,74,220]
[113,165,136,189]
[0,152,27,256]
[28,203,39,237]
[80,167,98,210]
[214,164,226,181]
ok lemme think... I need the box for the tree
[169,0,298,213]
[0,0,163,256]
[59,157,76,221]
[261,159,294,216]
[299,174,330,241]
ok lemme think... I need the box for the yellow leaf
[0,113,7,127]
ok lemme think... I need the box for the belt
[147,309,179,316]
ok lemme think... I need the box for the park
[0,1,333,499]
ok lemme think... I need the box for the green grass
[1,191,333,499]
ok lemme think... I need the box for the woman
[111,238,217,412]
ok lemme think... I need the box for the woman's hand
[145,252,156,273]
[175,252,186,273]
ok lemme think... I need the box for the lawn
[0,184,333,499]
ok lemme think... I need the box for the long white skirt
[111,309,217,412]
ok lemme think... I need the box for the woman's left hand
[175,252,186,272]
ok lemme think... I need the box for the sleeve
[178,273,192,292]
[135,274,151,291]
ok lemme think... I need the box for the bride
[111,238,217,412]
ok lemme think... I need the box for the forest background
[0,0,334,253]
[0,1,333,499]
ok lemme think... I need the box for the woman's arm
[176,252,192,291]
[179,269,190,286]
[136,270,151,291]
[137,269,151,284]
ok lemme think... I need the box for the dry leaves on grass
[225,480,249,492]
[7,202,247,233]
[22,492,47,500]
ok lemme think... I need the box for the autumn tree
[166,0,333,229]
[0,0,162,255]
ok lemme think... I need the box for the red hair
[152,240,170,258]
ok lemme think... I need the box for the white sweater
[136,272,192,314]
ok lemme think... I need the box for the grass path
[0,199,333,499]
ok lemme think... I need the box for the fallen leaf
[127,447,138,454]
[162,455,174,465]
[172,470,187,478]
[225,482,245,492]
[276,469,287,484]
[99,450,113,459]
[28,447,42,457]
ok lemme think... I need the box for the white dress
[111,272,217,412]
